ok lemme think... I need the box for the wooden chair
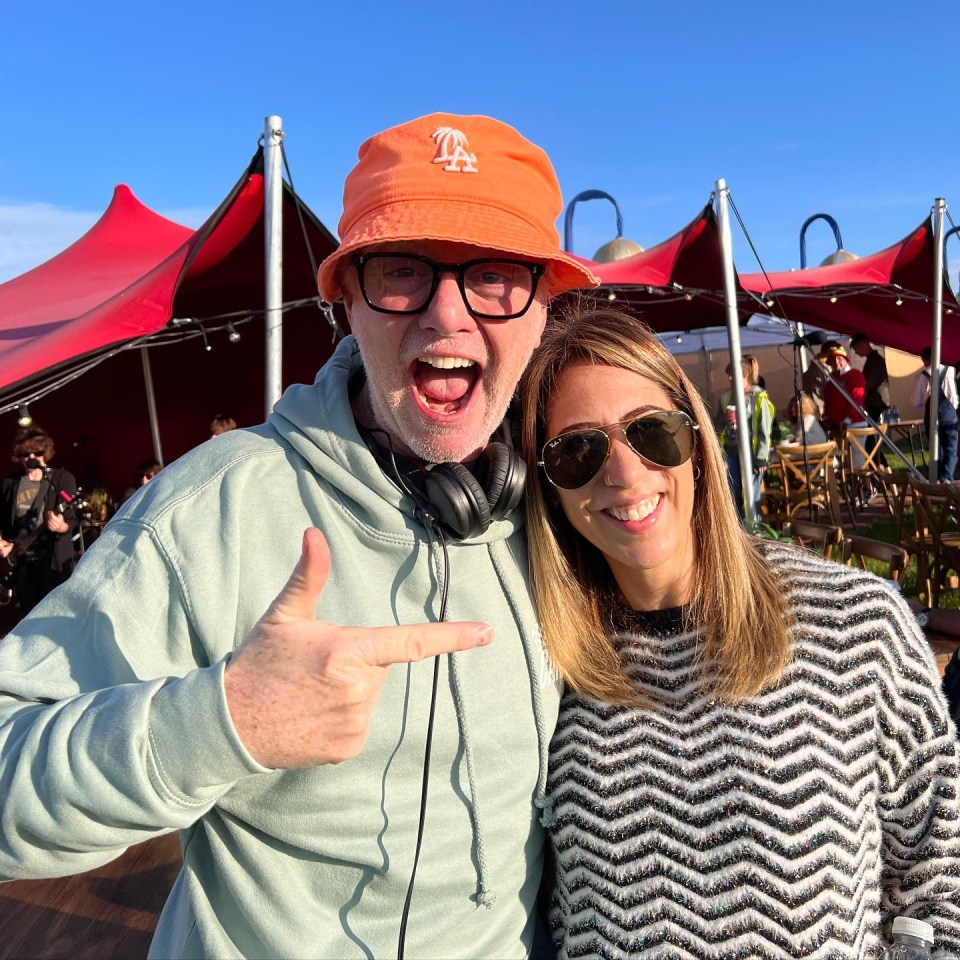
[872,469,911,532]
[839,424,891,525]
[842,534,909,583]
[774,441,842,526]
[904,479,960,606]
[760,460,787,528]
[783,519,844,560]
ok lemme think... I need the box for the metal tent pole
[715,178,755,525]
[140,347,164,466]
[929,198,946,482]
[264,115,284,418]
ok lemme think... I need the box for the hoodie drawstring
[489,543,557,830]
[449,652,496,908]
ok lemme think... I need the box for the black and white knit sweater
[546,544,960,959]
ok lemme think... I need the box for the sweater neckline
[612,604,690,638]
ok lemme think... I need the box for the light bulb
[16,404,31,427]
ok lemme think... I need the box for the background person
[209,414,237,438]
[850,332,890,469]
[784,391,827,445]
[800,353,828,418]
[849,332,890,422]
[0,113,599,959]
[822,343,869,483]
[121,458,161,503]
[520,306,960,959]
[0,427,80,615]
[913,346,959,482]
[716,354,775,521]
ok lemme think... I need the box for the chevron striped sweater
[546,544,960,959]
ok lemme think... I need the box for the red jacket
[824,367,866,426]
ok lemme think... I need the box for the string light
[226,322,241,343]
[16,404,31,427]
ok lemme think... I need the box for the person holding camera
[0,426,80,615]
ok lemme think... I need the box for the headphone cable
[370,428,451,960]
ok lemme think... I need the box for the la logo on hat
[432,126,478,173]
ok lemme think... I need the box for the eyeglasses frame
[351,252,546,321]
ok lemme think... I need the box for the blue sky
[3,0,960,285]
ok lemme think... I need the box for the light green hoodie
[0,337,561,959]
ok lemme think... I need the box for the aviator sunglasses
[539,410,699,490]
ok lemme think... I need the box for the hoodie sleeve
[0,518,266,881]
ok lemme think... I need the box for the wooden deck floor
[0,834,181,960]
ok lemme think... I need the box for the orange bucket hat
[317,113,599,302]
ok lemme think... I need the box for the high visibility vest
[720,388,776,460]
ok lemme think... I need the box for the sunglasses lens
[625,413,695,467]
[542,430,609,489]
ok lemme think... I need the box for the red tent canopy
[569,204,754,329]
[740,219,960,360]
[0,188,194,389]
[0,151,341,496]
[0,150,340,402]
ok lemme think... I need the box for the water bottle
[881,917,934,959]
[888,405,901,424]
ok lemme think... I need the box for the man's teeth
[607,495,661,522]
[417,356,476,370]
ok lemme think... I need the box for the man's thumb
[264,528,331,623]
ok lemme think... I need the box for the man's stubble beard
[364,364,517,464]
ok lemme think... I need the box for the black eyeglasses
[351,253,545,320]
[539,410,699,490]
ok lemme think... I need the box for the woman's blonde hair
[726,354,759,387]
[520,301,794,705]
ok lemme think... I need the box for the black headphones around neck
[420,438,526,540]
[351,365,526,540]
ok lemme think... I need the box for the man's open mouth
[413,355,480,415]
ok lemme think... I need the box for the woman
[784,391,827,445]
[520,305,960,959]
[717,354,775,520]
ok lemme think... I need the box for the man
[912,345,959,482]
[0,427,80,615]
[848,333,889,422]
[0,114,598,958]
[849,332,890,467]
[799,353,827,418]
[822,344,867,434]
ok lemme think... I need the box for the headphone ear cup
[423,462,491,539]
[479,441,527,521]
